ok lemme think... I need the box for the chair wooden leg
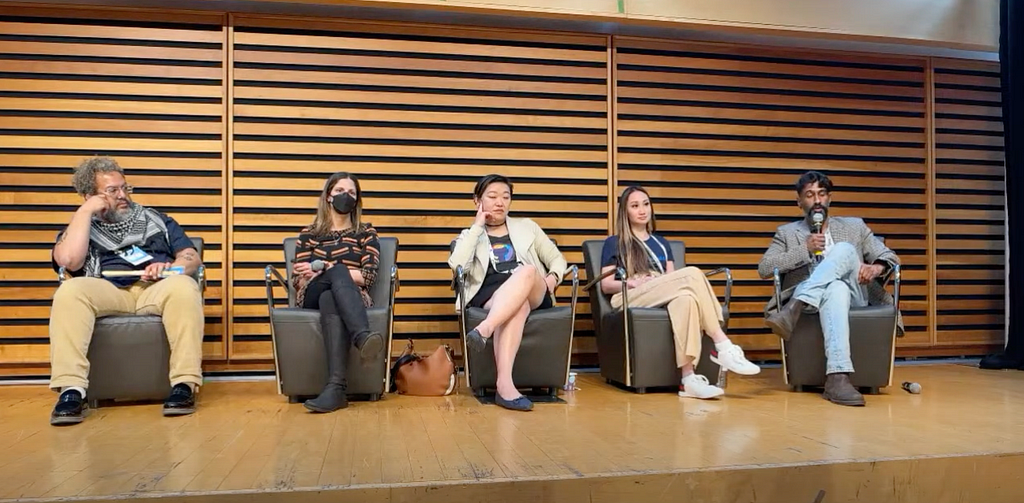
[635,387,646,394]
[88,399,99,410]
[548,387,559,397]
[473,388,486,398]
[288,396,301,404]
[368,394,381,402]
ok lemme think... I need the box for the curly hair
[72,156,124,196]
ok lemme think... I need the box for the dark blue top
[51,212,194,287]
[600,234,674,273]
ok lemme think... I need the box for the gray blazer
[757,216,903,335]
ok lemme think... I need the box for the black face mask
[331,193,357,214]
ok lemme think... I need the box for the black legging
[301,265,371,338]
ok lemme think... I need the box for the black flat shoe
[466,328,487,354]
[495,394,533,411]
[50,389,87,426]
[163,383,196,417]
[354,331,383,361]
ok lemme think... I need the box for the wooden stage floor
[1,364,1023,503]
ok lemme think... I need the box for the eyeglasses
[101,185,134,196]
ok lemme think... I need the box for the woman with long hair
[599,186,760,399]
[292,172,383,412]
[448,174,567,411]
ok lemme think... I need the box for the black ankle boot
[305,383,348,413]
[305,311,349,413]
[353,330,383,361]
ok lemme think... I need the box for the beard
[804,203,828,219]
[102,199,133,223]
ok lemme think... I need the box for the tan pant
[611,267,723,368]
[48,275,204,391]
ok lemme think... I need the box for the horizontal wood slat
[932,59,1005,347]
[614,38,932,348]
[228,17,609,360]
[0,8,1006,377]
[0,11,227,363]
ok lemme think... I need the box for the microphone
[901,382,921,394]
[102,266,184,278]
[811,211,825,261]
[310,260,326,272]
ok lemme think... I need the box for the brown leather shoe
[823,373,865,406]
[765,299,805,341]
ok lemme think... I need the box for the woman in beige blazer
[448,174,567,411]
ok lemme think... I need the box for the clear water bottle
[563,372,577,391]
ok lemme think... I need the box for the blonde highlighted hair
[615,185,657,278]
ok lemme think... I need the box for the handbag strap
[388,339,420,393]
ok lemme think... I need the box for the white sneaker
[678,374,725,399]
[712,344,761,375]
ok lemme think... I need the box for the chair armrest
[453,265,468,317]
[195,264,207,292]
[264,264,290,311]
[563,265,580,313]
[704,267,732,311]
[582,266,622,292]
[389,264,399,302]
[890,264,901,314]
[773,267,783,314]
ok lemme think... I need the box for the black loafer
[163,383,196,416]
[354,331,384,361]
[50,389,87,426]
[466,328,487,353]
[495,394,533,411]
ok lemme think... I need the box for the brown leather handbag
[389,340,457,396]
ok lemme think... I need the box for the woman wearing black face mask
[292,172,382,413]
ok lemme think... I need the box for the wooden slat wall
[227,16,610,360]
[613,38,931,351]
[0,7,228,369]
[932,59,1006,347]
[0,6,1006,376]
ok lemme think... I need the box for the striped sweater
[293,223,380,308]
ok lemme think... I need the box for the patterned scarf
[84,202,168,277]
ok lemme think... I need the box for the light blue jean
[792,242,869,374]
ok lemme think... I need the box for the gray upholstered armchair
[581,239,727,394]
[56,237,207,409]
[265,236,398,402]
[450,240,579,398]
[772,238,901,393]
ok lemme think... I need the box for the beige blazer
[448,216,567,309]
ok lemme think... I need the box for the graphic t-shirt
[486,234,518,276]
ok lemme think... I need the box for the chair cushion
[463,306,573,389]
[87,315,172,402]
[269,307,389,397]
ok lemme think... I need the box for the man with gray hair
[48,156,204,425]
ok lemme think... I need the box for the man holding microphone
[758,171,901,406]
